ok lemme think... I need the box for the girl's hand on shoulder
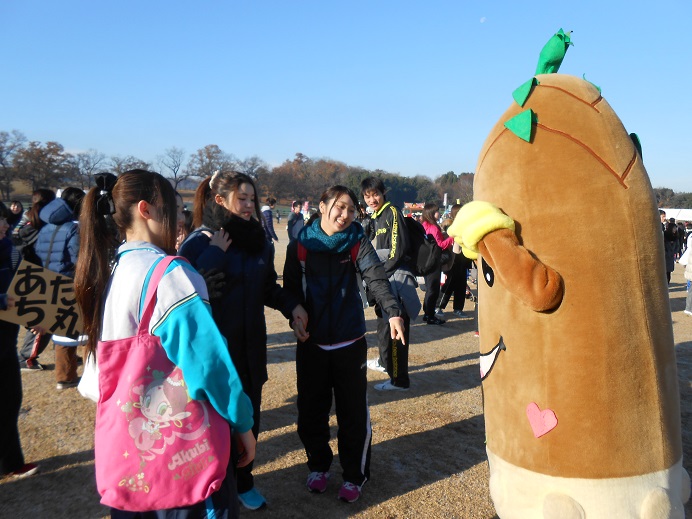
[389,316,406,345]
[210,228,232,252]
[234,430,256,468]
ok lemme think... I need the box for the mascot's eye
[482,258,495,287]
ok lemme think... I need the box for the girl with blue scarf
[283,186,405,504]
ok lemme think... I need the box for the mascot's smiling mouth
[480,337,507,380]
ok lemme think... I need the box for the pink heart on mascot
[526,402,558,438]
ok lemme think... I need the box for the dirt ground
[1,225,690,518]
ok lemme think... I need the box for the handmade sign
[0,259,83,339]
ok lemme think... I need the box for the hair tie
[95,173,118,216]
[209,170,221,190]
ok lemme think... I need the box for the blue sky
[2,1,691,192]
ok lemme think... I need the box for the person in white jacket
[681,225,692,315]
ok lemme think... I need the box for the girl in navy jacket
[179,172,307,511]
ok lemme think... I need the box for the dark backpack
[402,217,441,276]
[13,223,42,266]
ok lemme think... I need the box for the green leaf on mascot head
[536,28,573,75]
[512,77,539,107]
[504,109,537,143]
[630,133,643,158]
[582,73,601,93]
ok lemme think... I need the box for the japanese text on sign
[1,260,84,339]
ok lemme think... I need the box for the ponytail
[75,174,119,358]
[192,176,212,229]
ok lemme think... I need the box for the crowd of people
[1,172,688,517]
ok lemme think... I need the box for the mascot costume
[448,29,690,518]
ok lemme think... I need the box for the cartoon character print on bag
[118,368,215,493]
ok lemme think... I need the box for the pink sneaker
[306,471,329,493]
[338,481,362,503]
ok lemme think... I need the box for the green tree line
[652,187,692,209]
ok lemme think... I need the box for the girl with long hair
[75,170,255,518]
[179,171,307,511]
[12,188,56,371]
[11,188,55,270]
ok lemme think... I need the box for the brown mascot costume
[448,30,690,518]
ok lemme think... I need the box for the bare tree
[156,146,190,190]
[75,149,106,189]
[184,144,237,182]
[0,130,27,199]
[236,155,269,181]
[109,155,151,175]
[13,141,77,191]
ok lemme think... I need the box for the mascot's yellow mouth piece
[479,337,506,380]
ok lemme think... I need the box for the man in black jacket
[361,177,420,390]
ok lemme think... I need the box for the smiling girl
[283,185,405,503]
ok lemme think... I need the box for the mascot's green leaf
[513,78,538,107]
[582,74,601,93]
[630,133,642,158]
[504,109,537,142]
[536,28,573,74]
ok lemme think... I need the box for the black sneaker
[20,360,44,372]
[422,315,429,322]
[426,316,445,325]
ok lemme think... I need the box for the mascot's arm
[448,200,563,312]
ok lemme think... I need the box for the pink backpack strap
[139,256,189,333]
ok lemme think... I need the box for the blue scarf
[298,218,363,253]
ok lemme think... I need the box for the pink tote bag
[94,256,231,511]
